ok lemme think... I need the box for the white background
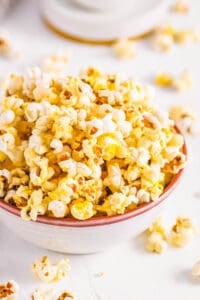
[0,0,200,299]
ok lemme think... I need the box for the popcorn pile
[153,25,200,52]
[0,67,186,221]
[155,71,192,92]
[145,217,196,254]
[0,280,19,300]
[32,256,70,283]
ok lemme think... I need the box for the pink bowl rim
[0,127,187,228]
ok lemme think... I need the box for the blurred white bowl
[41,0,169,42]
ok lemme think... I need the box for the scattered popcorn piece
[192,260,200,281]
[153,32,174,52]
[155,72,173,87]
[171,0,189,14]
[31,289,74,300]
[146,231,168,254]
[113,38,135,59]
[174,29,200,44]
[169,104,196,134]
[57,291,74,300]
[145,217,167,254]
[155,71,192,92]
[147,217,167,238]
[41,51,69,74]
[152,24,200,51]
[32,256,70,283]
[31,288,55,300]
[172,71,192,91]
[0,280,19,300]
[169,217,196,247]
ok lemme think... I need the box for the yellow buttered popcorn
[155,70,192,92]
[0,280,19,300]
[71,200,94,220]
[169,217,196,247]
[0,67,185,221]
[32,256,70,283]
[152,24,200,51]
[113,38,135,59]
[145,217,168,254]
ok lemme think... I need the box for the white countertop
[1,0,200,299]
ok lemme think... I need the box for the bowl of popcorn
[0,67,186,254]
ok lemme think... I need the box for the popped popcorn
[145,217,167,254]
[192,261,200,281]
[41,51,69,74]
[31,288,55,300]
[155,72,173,87]
[152,25,200,51]
[155,71,192,92]
[169,217,196,247]
[32,256,70,283]
[172,71,192,92]
[153,31,174,52]
[0,280,19,300]
[171,0,189,13]
[113,38,135,59]
[169,105,196,134]
[0,67,186,220]
[57,291,74,300]
[31,289,74,300]
[146,231,168,254]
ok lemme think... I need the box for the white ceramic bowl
[0,136,186,254]
[41,0,168,42]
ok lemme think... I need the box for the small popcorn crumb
[169,104,196,134]
[169,217,196,247]
[171,0,189,14]
[153,32,174,52]
[155,71,192,92]
[31,289,74,300]
[145,217,167,254]
[152,24,200,51]
[155,72,173,87]
[172,71,192,92]
[31,288,55,300]
[174,29,200,44]
[113,38,135,59]
[152,25,175,52]
[57,291,74,300]
[32,256,71,283]
[0,280,19,300]
[41,51,69,74]
[192,261,200,281]
[95,272,105,278]
[0,32,19,59]
[146,232,168,254]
